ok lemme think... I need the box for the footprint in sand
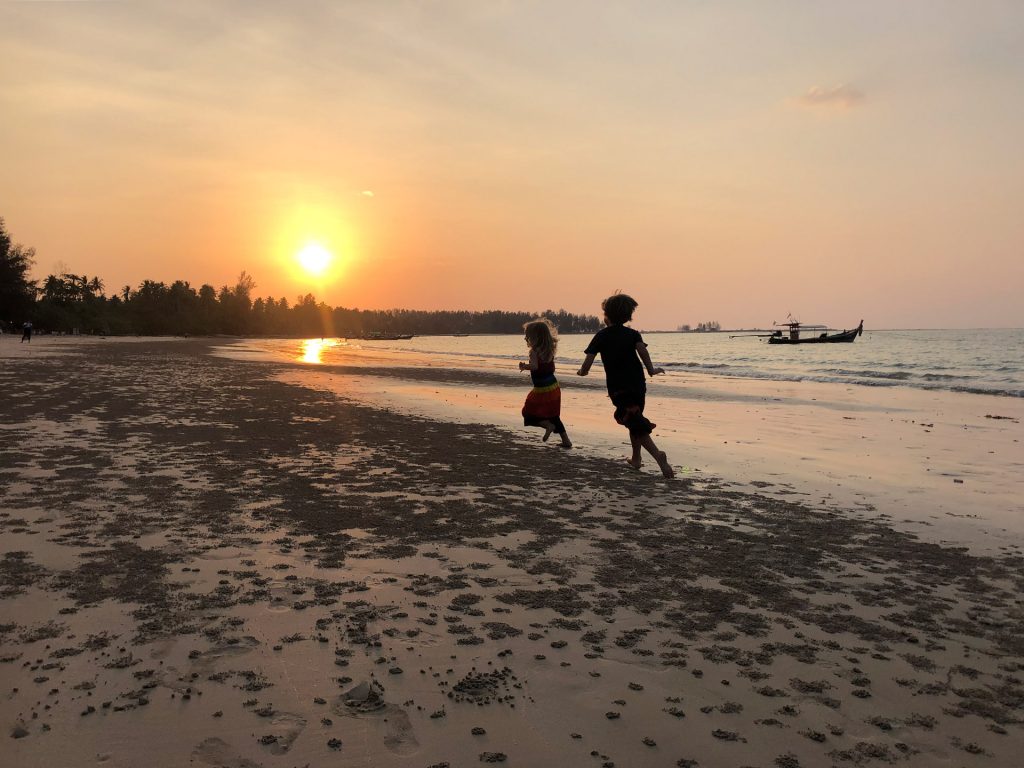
[147,638,177,660]
[267,582,300,612]
[378,709,418,755]
[260,713,307,755]
[192,737,263,768]
[398,628,444,648]
[331,680,420,755]
[191,635,260,673]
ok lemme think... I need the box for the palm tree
[42,274,72,303]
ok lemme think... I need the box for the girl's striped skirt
[522,373,566,434]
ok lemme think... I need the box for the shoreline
[2,338,1023,767]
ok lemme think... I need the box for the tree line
[677,321,721,332]
[0,218,600,337]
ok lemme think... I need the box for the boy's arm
[636,342,665,376]
[577,353,597,376]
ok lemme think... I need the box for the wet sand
[2,337,1023,767]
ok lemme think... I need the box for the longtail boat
[730,319,864,344]
[768,319,863,344]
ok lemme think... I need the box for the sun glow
[296,242,333,276]
[273,200,360,290]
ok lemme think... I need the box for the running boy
[577,292,674,477]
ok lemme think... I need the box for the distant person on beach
[519,318,573,448]
[578,293,674,477]
[21,321,32,343]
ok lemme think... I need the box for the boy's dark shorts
[610,389,654,437]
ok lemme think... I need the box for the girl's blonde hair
[523,318,558,361]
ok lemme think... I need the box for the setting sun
[296,243,333,276]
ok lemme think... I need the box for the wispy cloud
[799,84,865,109]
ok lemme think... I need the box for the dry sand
[2,337,1023,767]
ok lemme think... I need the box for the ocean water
[228,327,1024,399]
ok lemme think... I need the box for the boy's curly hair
[601,292,638,325]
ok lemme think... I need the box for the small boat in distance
[730,319,864,344]
[768,319,863,344]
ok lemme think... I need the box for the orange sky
[1,2,1022,329]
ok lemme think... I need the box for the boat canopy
[776,321,827,330]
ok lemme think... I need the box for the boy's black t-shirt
[584,324,646,394]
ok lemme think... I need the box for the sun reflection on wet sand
[299,338,339,364]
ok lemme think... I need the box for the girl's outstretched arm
[636,343,665,376]
[577,353,597,376]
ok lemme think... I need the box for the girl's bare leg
[538,420,555,441]
[559,429,573,449]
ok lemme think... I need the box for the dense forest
[0,218,600,337]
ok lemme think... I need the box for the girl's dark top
[584,325,646,394]
[530,359,556,387]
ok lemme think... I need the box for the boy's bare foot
[625,457,642,470]
[654,451,675,478]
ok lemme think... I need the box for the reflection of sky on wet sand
[299,338,339,364]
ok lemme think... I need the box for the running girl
[519,319,572,448]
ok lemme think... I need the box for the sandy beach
[2,336,1024,768]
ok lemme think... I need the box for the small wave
[815,368,912,381]
[921,372,976,381]
[663,362,731,370]
[949,385,1024,398]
